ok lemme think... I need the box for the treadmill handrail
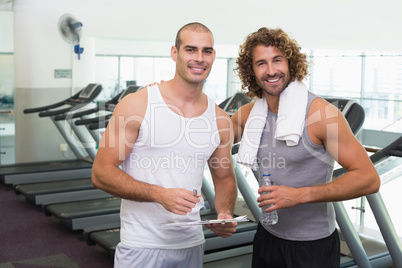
[333,135,402,178]
[53,85,139,121]
[88,120,109,130]
[55,103,116,121]
[75,114,112,126]
[54,90,123,121]
[23,91,82,114]
[54,106,100,121]
[23,84,102,116]
[39,106,74,117]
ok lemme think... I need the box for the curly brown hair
[235,27,309,98]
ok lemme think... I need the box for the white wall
[12,2,98,163]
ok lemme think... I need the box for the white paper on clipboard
[165,215,249,226]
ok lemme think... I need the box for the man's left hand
[205,213,237,238]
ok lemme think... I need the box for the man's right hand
[160,188,200,215]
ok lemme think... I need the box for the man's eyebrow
[183,45,197,50]
[254,55,284,64]
[254,59,266,64]
[183,45,214,50]
[273,55,285,60]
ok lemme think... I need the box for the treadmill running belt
[46,197,121,219]
[0,159,92,175]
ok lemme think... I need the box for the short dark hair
[236,27,309,99]
[175,22,213,50]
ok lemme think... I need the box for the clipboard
[165,215,249,226]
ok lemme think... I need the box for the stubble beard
[258,73,291,97]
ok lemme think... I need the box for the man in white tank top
[92,23,238,268]
[232,27,380,267]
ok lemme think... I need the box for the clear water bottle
[260,172,278,225]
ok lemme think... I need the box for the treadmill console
[118,85,142,102]
[325,98,356,116]
[79,83,102,99]
[325,98,365,134]
[221,92,253,116]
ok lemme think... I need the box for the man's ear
[171,45,178,62]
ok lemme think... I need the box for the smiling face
[252,45,291,97]
[171,29,216,86]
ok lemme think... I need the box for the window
[203,58,228,104]
[309,50,402,133]
[363,54,402,131]
[120,57,175,88]
[95,56,119,101]
[309,50,362,99]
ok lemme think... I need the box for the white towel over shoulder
[236,81,308,170]
[275,81,308,145]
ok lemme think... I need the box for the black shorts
[252,223,340,268]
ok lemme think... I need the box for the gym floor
[0,184,114,268]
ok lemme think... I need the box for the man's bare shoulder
[238,101,255,114]
[308,97,340,120]
[114,87,148,116]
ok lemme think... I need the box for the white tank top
[120,85,220,249]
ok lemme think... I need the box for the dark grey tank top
[257,92,336,241]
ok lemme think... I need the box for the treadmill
[334,135,402,268]
[0,83,102,185]
[13,86,142,206]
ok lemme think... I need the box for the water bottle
[260,172,278,225]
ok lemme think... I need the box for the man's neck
[159,80,207,118]
[265,94,280,113]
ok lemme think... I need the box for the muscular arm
[92,89,160,200]
[91,89,198,215]
[206,106,238,237]
[260,98,380,211]
[302,98,380,202]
